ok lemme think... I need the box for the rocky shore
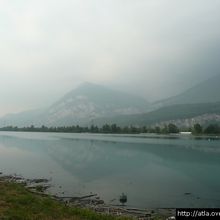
[0,173,175,220]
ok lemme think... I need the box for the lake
[0,131,220,208]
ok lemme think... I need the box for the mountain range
[153,74,220,108]
[0,75,220,128]
[93,102,220,127]
[0,82,149,127]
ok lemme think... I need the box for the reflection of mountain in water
[48,137,220,190]
[47,139,141,182]
[1,133,220,207]
[1,134,220,183]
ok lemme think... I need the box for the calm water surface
[0,131,220,208]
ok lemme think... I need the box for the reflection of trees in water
[1,134,220,191]
[40,137,220,192]
[46,139,141,182]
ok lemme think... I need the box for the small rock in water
[119,193,127,205]
[30,178,49,183]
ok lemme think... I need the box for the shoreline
[0,173,174,220]
[0,130,220,144]
[0,128,220,139]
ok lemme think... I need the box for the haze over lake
[0,131,220,208]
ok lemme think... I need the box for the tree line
[0,123,220,135]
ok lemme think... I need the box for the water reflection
[0,132,220,208]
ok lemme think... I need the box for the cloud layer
[0,0,220,115]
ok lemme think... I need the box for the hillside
[0,109,45,127]
[93,102,220,127]
[45,82,149,126]
[1,76,220,128]
[154,74,220,108]
[0,83,149,127]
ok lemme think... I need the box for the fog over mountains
[154,74,220,107]
[0,83,149,127]
[0,74,220,127]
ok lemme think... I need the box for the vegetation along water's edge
[1,122,220,135]
[0,174,171,220]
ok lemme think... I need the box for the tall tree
[193,123,203,134]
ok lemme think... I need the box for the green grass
[0,181,132,220]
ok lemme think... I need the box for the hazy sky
[0,0,220,116]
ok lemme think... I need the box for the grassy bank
[0,180,132,220]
